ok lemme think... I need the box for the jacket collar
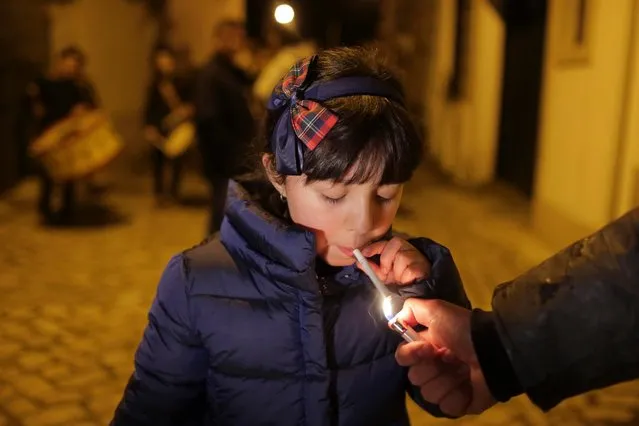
[222,180,320,291]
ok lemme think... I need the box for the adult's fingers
[395,341,436,367]
[419,363,470,406]
[394,298,441,328]
[438,380,473,418]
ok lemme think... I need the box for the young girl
[112,47,470,426]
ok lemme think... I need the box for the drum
[30,111,124,182]
[162,121,195,158]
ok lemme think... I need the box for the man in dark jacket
[394,207,639,417]
[194,20,255,234]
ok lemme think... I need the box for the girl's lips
[337,246,355,257]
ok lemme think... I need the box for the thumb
[395,298,442,329]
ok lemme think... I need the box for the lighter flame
[382,296,394,320]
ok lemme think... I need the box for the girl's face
[272,164,404,266]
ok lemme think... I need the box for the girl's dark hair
[262,46,423,185]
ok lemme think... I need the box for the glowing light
[274,4,295,25]
[382,296,394,320]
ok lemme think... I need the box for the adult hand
[394,299,497,417]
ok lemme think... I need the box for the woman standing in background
[143,45,193,206]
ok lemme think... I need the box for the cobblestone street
[1,168,638,426]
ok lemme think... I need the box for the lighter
[383,296,422,343]
[353,249,423,343]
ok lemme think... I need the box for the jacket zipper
[318,275,342,426]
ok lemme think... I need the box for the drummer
[27,46,98,224]
[143,45,193,206]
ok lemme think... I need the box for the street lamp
[274,3,295,25]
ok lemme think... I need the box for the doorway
[0,0,49,194]
[496,0,548,197]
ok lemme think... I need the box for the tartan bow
[267,56,338,175]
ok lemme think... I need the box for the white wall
[532,0,637,247]
[425,0,459,173]
[49,0,157,145]
[168,0,245,66]
[425,0,505,186]
[612,2,639,218]
[466,2,506,184]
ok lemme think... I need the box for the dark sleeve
[192,66,207,116]
[208,77,234,143]
[176,76,195,104]
[236,66,256,87]
[400,237,471,309]
[208,75,255,146]
[488,208,639,411]
[143,85,162,128]
[78,80,99,107]
[26,80,41,101]
[25,80,43,116]
[111,255,209,426]
[470,309,523,402]
[400,237,471,417]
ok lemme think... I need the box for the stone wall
[0,1,50,193]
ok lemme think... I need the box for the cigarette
[354,249,422,343]
[353,249,388,297]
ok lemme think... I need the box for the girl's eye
[376,195,395,204]
[323,195,345,205]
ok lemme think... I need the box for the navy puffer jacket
[111,181,470,426]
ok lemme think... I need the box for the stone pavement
[0,168,638,426]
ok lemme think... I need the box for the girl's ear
[262,153,286,197]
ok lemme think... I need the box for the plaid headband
[267,55,405,175]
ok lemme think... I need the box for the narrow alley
[0,169,637,426]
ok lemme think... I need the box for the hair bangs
[302,97,422,185]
